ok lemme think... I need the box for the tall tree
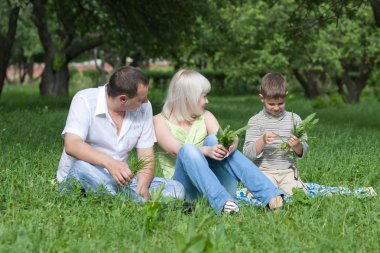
[30,0,106,96]
[30,0,211,96]
[0,1,20,97]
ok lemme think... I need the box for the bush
[144,70,227,94]
[311,93,345,109]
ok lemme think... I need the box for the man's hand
[136,184,151,201]
[105,159,134,186]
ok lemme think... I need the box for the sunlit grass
[0,85,379,252]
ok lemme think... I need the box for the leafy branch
[128,155,153,176]
[278,112,319,157]
[216,124,250,147]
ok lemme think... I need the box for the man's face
[260,94,286,117]
[122,84,149,112]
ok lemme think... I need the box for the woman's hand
[204,144,229,160]
[226,136,238,157]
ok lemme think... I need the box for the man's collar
[95,85,108,116]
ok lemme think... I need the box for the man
[57,66,184,201]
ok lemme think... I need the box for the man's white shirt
[57,85,156,182]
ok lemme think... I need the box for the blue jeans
[173,135,283,213]
[64,160,185,202]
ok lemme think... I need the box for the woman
[154,69,283,213]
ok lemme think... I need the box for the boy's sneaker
[223,200,240,214]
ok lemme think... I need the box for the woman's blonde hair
[162,69,211,122]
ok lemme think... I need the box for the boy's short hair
[260,72,287,98]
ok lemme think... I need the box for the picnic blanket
[236,183,377,207]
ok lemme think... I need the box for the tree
[287,1,380,102]
[0,1,20,97]
[29,0,211,96]
[8,4,43,84]
[30,0,107,96]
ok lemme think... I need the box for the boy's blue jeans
[64,160,185,202]
[173,135,283,213]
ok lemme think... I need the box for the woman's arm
[153,114,183,157]
[202,110,231,159]
[203,110,220,135]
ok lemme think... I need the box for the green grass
[1,84,379,253]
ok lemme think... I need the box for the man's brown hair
[107,66,149,98]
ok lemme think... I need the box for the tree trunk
[293,69,326,99]
[27,57,35,82]
[370,0,380,27]
[31,0,106,96]
[40,63,70,96]
[340,58,372,103]
[0,6,19,97]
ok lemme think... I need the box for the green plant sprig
[292,112,319,138]
[128,155,153,176]
[278,112,319,157]
[217,124,250,147]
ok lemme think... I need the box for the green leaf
[216,124,249,147]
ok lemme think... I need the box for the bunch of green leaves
[216,124,250,147]
[292,112,319,138]
[128,154,152,176]
[278,112,319,157]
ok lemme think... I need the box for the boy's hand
[288,134,301,148]
[288,134,303,156]
[262,132,277,144]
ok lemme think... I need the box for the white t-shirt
[57,85,156,182]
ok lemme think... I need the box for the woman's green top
[157,114,207,178]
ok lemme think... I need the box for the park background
[1,1,379,252]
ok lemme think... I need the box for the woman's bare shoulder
[203,110,217,121]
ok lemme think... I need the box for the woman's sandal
[223,200,240,214]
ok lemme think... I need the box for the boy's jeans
[64,160,185,202]
[173,135,283,213]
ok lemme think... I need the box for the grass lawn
[0,84,379,253]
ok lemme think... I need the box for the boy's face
[259,94,286,117]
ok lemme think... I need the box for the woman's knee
[179,144,202,159]
[203,135,218,146]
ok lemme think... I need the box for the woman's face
[198,94,209,111]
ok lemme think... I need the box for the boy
[243,72,308,195]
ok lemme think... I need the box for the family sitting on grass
[57,66,376,214]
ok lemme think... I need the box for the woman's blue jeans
[64,160,185,202]
[173,135,283,213]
